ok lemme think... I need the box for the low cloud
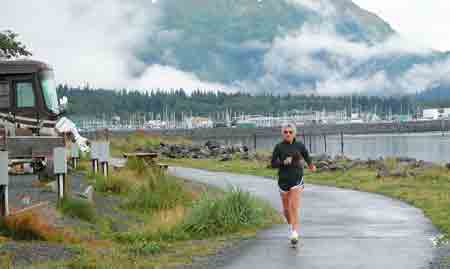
[260,22,445,95]
[131,64,235,93]
[0,0,229,92]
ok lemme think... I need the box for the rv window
[16,81,35,108]
[0,82,9,109]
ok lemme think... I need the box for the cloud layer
[0,0,229,93]
[2,0,449,96]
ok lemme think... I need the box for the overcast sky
[353,0,450,52]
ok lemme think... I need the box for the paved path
[169,167,442,269]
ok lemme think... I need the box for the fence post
[340,132,344,155]
[323,134,327,153]
[71,145,80,170]
[0,151,9,217]
[99,142,110,178]
[308,134,312,153]
[91,142,99,174]
[253,133,257,152]
[53,147,68,200]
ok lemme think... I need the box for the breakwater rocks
[313,154,437,178]
[145,141,444,178]
[157,141,252,161]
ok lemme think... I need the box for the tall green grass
[124,169,193,212]
[58,198,96,223]
[116,188,280,243]
[181,188,277,237]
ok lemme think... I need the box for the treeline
[57,84,450,119]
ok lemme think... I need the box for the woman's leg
[289,187,303,233]
[280,191,291,226]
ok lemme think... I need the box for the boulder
[205,140,221,150]
[376,168,390,178]
[220,154,233,162]
[328,164,345,171]
[414,160,435,169]
[316,160,330,169]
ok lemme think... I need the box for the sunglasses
[283,130,294,135]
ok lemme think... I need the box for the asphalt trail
[169,167,442,269]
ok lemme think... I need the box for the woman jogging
[271,123,316,245]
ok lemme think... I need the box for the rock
[220,154,233,162]
[75,185,95,203]
[205,140,221,150]
[415,160,435,169]
[346,160,365,169]
[189,145,202,152]
[390,168,409,177]
[329,164,345,171]
[316,161,330,169]
[376,168,390,178]
[45,181,58,193]
[334,154,350,161]
[318,165,330,172]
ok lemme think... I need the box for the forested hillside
[58,85,448,119]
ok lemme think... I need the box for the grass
[124,169,193,212]
[165,157,450,242]
[6,137,280,269]
[0,212,76,243]
[110,132,192,157]
[58,198,96,223]
[117,188,280,242]
[181,188,280,238]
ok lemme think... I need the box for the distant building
[185,117,213,129]
[423,108,450,120]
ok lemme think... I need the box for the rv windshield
[39,70,59,114]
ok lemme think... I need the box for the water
[194,132,450,163]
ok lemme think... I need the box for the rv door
[0,81,9,111]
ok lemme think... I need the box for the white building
[423,108,450,120]
[184,117,213,129]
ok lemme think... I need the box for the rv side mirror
[59,96,68,113]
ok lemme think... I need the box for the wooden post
[53,147,67,200]
[99,142,110,178]
[340,131,344,155]
[0,151,9,217]
[71,145,80,170]
[91,142,99,174]
[323,134,327,153]
[253,133,257,152]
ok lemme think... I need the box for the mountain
[134,0,450,95]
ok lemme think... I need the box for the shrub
[129,241,161,256]
[126,157,147,175]
[87,171,130,195]
[124,169,192,212]
[0,212,74,242]
[181,188,275,238]
[58,198,96,223]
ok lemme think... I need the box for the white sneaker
[290,231,299,245]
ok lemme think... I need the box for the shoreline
[140,119,450,138]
